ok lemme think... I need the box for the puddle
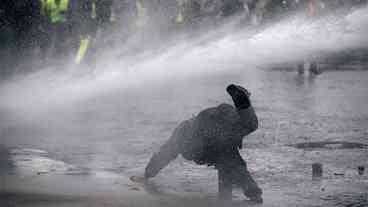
[9,148,48,155]
[8,148,89,176]
[323,193,368,207]
[7,148,131,178]
[290,141,368,150]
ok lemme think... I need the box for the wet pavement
[1,69,368,206]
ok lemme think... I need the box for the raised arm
[226,84,258,145]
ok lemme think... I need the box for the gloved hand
[226,84,251,109]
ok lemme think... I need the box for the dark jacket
[145,103,258,178]
[180,104,258,165]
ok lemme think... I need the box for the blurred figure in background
[351,0,368,8]
[73,0,114,66]
[200,0,222,29]
[255,0,291,25]
[71,0,95,65]
[221,0,245,18]
[133,0,149,31]
[245,0,260,25]
[1,0,42,74]
[296,0,324,75]
[150,0,177,39]
[112,0,136,41]
[175,0,201,35]
[0,1,19,76]
[39,0,73,63]
[94,0,116,44]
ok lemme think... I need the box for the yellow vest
[44,0,69,23]
[91,0,97,19]
[176,0,185,23]
[135,0,147,27]
[40,0,46,16]
[136,0,147,19]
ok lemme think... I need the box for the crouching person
[144,84,263,203]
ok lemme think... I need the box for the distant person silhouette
[144,84,263,203]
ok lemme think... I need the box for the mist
[1,3,368,206]
[0,6,367,115]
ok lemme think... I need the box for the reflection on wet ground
[324,193,368,207]
[6,148,90,176]
[0,147,14,176]
[291,141,368,150]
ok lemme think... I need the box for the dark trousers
[39,23,72,62]
[216,149,262,200]
[51,23,72,59]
